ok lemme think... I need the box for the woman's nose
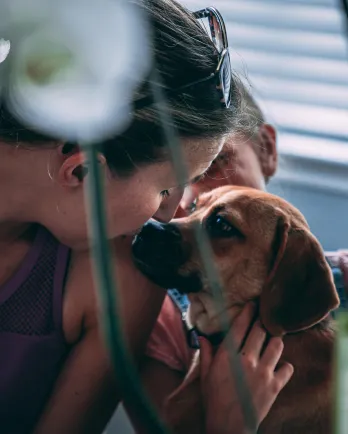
[153,187,184,222]
[175,186,198,217]
[180,186,196,210]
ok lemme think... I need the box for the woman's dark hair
[0,0,242,176]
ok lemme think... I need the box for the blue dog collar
[167,288,200,349]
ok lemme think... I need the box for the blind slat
[185,0,348,148]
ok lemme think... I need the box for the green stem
[83,144,170,434]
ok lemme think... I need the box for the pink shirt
[145,295,194,373]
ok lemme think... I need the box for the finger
[260,337,284,371]
[199,337,214,381]
[274,362,294,391]
[230,302,256,349]
[241,320,266,360]
[339,253,348,289]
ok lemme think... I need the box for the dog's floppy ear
[260,214,339,336]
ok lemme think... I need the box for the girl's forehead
[184,136,225,161]
[225,132,256,147]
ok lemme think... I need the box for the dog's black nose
[140,219,181,243]
[133,219,185,268]
[132,220,202,292]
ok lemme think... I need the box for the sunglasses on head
[134,6,232,110]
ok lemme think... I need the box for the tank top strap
[52,241,70,330]
[0,225,71,336]
[0,225,47,305]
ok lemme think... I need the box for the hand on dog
[201,302,294,434]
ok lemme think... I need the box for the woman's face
[104,137,223,237]
[45,137,223,248]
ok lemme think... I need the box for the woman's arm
[33,327,120,434]
[34,236,166,434]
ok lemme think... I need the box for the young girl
[125,85,347,433]
[179,83,278,209]
[0,3,292,434]
[136,84,348,434]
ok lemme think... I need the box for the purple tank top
[0,225,70,433]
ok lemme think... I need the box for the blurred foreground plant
[0,1,170,432]
[0,0,151,142]
[334,311,348,434]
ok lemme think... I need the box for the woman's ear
[57,146,106,188]
[258,124,278,180]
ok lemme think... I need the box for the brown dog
[132,186,340,434]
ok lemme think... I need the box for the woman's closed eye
[160,190,171,198]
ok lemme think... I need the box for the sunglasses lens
[220,51,231,108]
[210,14,224,53]
[192,9,231,109]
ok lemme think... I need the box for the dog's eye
[206,214,243,238]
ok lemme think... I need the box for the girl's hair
[0,0,243,176]
[232,81,265,141]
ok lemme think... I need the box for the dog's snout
[140,220,182,246]
[133,220,185,268]
[132,219,202,292]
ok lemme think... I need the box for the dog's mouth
[132,254,203,293]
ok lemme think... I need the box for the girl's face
[179,126,277,214]
[39,137,223,249]
[197,136,266,191]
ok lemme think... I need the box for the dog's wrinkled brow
[197,192,228,211]
[209,204,226,215]
[195,195,211,209]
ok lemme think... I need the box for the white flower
[0,39,10,64]
[0,0,151,143]
[0,39,10,99]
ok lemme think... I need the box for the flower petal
[7,78,134,143]
[54,0,152,84]
[3,0,152,142]
[0,39,10,64]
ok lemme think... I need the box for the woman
[0,2,291,433]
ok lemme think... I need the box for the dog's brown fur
[155,186,339,433]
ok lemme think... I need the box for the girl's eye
[160,190,170,198]
[212,153,230,167]
[206,153,230,177]
[217,153,229,162]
